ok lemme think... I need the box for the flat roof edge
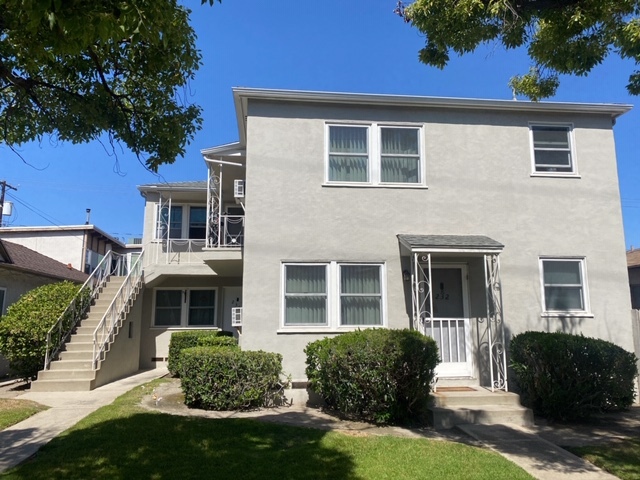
[232,87,632,118]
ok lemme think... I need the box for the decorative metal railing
[44,251,126,370]
[92,250,144,370]
[155,215,244,264]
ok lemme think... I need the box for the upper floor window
[539,257,590,314]
[156,205,207,240]
[327,124,423,185]
[530,125,576,176]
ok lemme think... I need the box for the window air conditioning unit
[234,179,245,199]
[231,307,242,327]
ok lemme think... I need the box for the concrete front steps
[429,385,534,430]
[30,278,125,392]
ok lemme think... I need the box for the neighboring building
[628,248,640,309]
[0,225,130,273]
[35,88,636,396]
[0,239,88,376]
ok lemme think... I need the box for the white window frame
[325,123,425,187]
[152,287,218,328]
[529,123,579,177]
[539,257,591,317]
[154,204,208,240]
[280,261,386,331]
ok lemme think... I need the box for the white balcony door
[425,265,472,377]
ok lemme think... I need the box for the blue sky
[2,0,639,247]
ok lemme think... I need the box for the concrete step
[430,404,534,429]
[63,342,94,352]
[432,388,523,407]
[428,386,534,429]
[58,351,93,361]
[48,359,93,371]
[37,369,96,381]
[68,334,94,344]
[30,378,94,392]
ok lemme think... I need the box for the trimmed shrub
[305,328,439,424]
[167,330,238,376]
[510,331,638,421]
[179,347,286,410]
[0,281,86,379]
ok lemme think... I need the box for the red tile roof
[627,249,640,268]
[0,240,88,283]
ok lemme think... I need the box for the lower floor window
[283,262,384,328]
[154,289,217,327]
[540,257,589,313]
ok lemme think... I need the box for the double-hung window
[283,262,384,328]
[153,289,217,327]
[156,205,207,240]
[539,258,589,314]
[327,124,422,185]
[530,125,576,175]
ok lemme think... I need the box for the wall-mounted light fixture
[402,269,410,282]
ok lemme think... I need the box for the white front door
[425,265,472,377]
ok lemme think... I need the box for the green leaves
[0,0,223,170]
[0,281,82,379]
[402,0,640,99]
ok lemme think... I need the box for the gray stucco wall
[239,100,633,382]
[138,275,242,369]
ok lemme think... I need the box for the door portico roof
[398,234,504,253]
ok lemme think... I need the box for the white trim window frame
[152,287,218,328]
[539,257,591,316]
[325,123,424,186]
[154,204,208,240]
[529,123,578,177]
[281,261,386,330]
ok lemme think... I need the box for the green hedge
[0,281,86,379]
[167,330,237,376]
[179,347,286,410]
[305,329,439,424]
[510,331,638,420]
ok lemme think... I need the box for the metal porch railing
[44,251,127,371]
[92,250,144,370]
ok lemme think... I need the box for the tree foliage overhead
[396,0,640,100]
[0,0,220,171]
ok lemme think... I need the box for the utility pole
[0,180,17,227]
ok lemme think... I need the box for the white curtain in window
[285,265,327,324]
[329,126,368,182]
[381,128,419,183]
[340,265,381,325]
[543,260,584,310]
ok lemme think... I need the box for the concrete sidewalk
[0,368,167,473]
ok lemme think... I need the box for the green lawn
[1,380,533,479]
[0,399,48,430]
[568,438,640,480]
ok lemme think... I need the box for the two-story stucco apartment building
[32,88,636,397]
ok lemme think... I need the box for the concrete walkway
[0,369,167,473]
[0,372,637,479]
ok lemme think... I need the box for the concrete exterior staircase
[30,278,126,392]
[429,386,534,430]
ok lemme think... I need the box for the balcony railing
[154,215,244,265]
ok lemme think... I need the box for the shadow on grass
[2,413,359,480]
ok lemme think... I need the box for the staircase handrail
[92,250,145,370]
[44,251,125,370]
